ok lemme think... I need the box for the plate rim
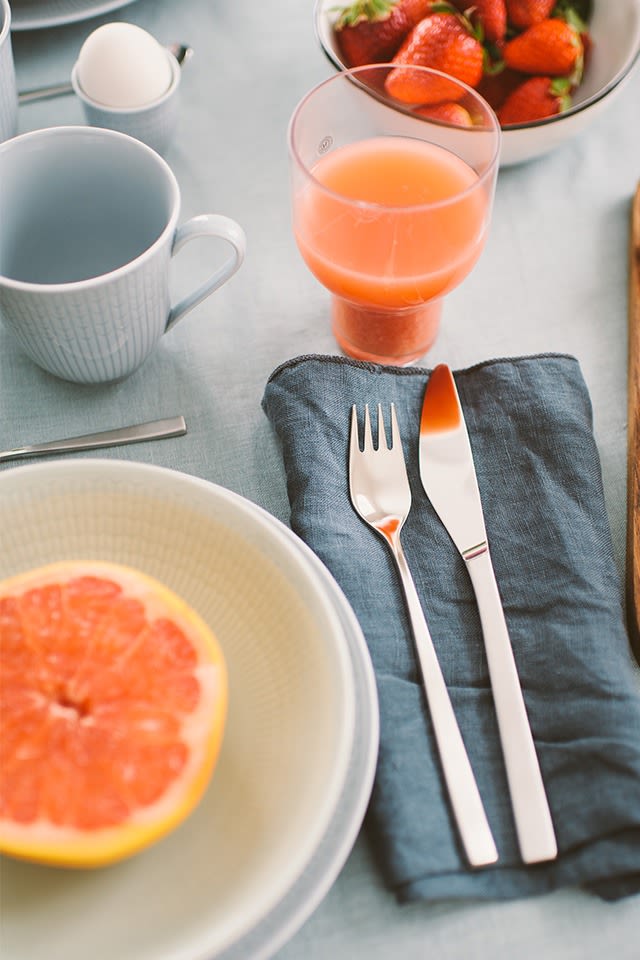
[10,0,138,31]
[216,493,379,960]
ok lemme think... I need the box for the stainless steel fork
[348,403,498,867]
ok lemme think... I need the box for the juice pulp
[296,136,487,308]
[294,136,490,363]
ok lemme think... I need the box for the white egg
[76,23,173,108]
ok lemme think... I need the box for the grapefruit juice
[293,136,491,364]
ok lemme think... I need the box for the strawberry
[505,0,556,30]
[414,101,474,125]
[503,18,583,77]
[497,75,572,124]
[385,12,484,104]
[333,0,433,68]
[476,67,524,111]
[451,0,507,45]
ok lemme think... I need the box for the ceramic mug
[71,48,180,156]
[0,0,17,143]
[0,126,246,384]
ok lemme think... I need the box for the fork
[348,403,498,867]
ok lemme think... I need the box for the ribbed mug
[0,126,246,384]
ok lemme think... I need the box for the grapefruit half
[0,560,227,868]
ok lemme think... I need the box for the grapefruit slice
[0,560,227,868]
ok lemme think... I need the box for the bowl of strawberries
[314,0,640,166]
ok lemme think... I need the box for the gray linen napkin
[262,353,640,902]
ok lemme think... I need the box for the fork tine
[390,403,401,453]
[349,404,360,455]
[376,403,387,451]
[363,404,374,452]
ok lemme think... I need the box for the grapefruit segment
[0,561,227,868]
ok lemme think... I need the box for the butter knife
[418,365,557,864]
[0,416,187,463]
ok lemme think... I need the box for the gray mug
[0,126,246,383]
[0,0,17,143]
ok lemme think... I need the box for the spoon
[18,42,193,105]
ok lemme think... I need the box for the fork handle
[392,537,498,867]
[466,551,557,864]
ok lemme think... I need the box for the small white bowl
[0,459,356,959]
[314,0,640,166]
[71,47,180,156]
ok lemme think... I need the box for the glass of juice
[288,64,501,366]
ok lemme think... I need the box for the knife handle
[393,539,498,867]
[0,417,187,463]
[466,549,557,864]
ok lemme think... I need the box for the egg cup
[71,47,180,157]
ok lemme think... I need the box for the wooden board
[627,183,640,663]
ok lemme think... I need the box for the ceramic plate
[218,497,379,960]
[10,0,138,31]
[0,460,366,960]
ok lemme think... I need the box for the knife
[0,416,187,463]
[418,364,557,865]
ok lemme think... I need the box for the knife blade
[418,364,557,865]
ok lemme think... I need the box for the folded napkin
[262,353,640,903]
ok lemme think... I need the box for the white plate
[0,461,366,960]
[217,497,379,960]
[10,0,138,31]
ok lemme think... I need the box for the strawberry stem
[550,76,573,112]
[551,0,593,33]
[333,0,397,29]
[429,1,481,39]
[428,1,461,11]
[553,0,590,33]
[483,49,505,76]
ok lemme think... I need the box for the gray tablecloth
[3,0,640,956]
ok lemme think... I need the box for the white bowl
[314,0,640,166]
[0,459,356,960]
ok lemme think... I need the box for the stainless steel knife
[0,416,187,463]
[418,364,557,864]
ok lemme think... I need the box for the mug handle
[165,214,246,333]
